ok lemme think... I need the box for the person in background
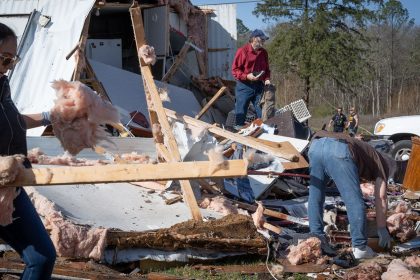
[0,23,56,279]
[347,107,359,137]
[328,107,347,133]
[308,130,395,259]
[232,29,271,129]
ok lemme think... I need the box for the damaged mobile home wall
[0,0,96,136]
[199,4,237,80]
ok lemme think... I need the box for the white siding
[0,0,39,14]
[199,4,237,80]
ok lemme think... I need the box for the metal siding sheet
[0,16,30,43]
[0,0,39,14]
[8,0,96,136]
[199,4,237,80]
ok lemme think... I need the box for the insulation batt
[344,261,383,280]
[50,80,120,155]
[404,255,420,267]
[244,149,274,167]
[158,87,171,102]
[287,237,323,265]
[199,196,248,216]
[139,45,157,65]
[381,259,420,280]
[25,187,107,260]
[360,182,375,198]
[0,155,24,226]
[206,146,228,174]
[387,201,416,242]
[28,148,108,166]
[251,201,265,230]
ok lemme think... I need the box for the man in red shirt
[232,29,271,128]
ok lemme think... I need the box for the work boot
[352,246,377,259]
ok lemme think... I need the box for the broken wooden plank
[130,2,202,221]
[165,195,183,205]
[262,222,282,234]
[195,86,226,120]
[72,12,91,81]
[4,160,247,187]
[164,108,300,162]
[162,41,190,83]
[232,199,309,226]
[277,141,309,169]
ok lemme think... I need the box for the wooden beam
[262,222,282,234]
[72,12,91,81]
[195,86,226,120]
[130,2,202,221]
[164,108,300,162]
[195,49,206,77]
[162,41,190,82]
[4,160,247,187]
[232,199,309,226]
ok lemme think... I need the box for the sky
[192,0,420,32]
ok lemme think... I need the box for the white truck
[374,115,420,161]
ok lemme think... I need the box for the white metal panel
[9,0,96,136]
[0,16,30,44]
[199,4,237,80]
[169,12,187,36]
[144,5,169,56]
[86,39,122,68]
[0,0,38,14]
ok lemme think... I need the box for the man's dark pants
[235,80,263,126]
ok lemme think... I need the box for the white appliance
[86,39,122,68]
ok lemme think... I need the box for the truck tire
[391,140,412,161]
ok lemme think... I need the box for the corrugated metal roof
[0,16,30,43]
[6,0,95,136]
[199,4,237,80]
[0,0,39,14]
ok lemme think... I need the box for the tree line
[237,0,420,117]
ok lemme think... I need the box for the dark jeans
[308,137,367,248]
[0,189,56,279]
[235,80,263,126]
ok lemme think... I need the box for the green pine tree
[253,0,382,105]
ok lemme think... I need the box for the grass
[162,267,260,280]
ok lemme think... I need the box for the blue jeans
[0,189,56,279]
[308,137,366,248]
[235,81,263,126]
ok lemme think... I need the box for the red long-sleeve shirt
[231,43,270,82]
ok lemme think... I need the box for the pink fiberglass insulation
[199,196,248,216]
[245,149,274,167]
[404,256,420,267]
[119,152,153,164]
[50,80,120,155]
[360,182,375,198]
[287,237,322,265]
[28,148,108,166]
[0,156,24,226]
[251,201,265,230]
[387,201,416,243]
[206,146,227,174]
[25,187,107,260]
[381,259,420,280]
[344,261,383,280]
[139,45,157,65]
